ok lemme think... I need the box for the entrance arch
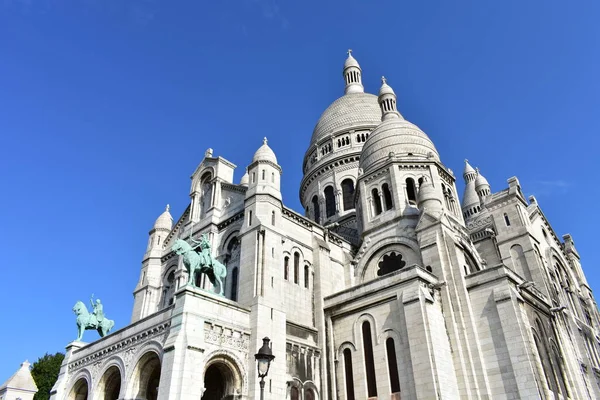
[201,357,243,400]
[128,351,161,400]
[68,377,89,400]
[97,365,122,400]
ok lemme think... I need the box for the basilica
[50,52,600,399]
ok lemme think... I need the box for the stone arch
[353,313,379,347]
[94,361,123,400]
[510,244,532,281]
[378,328,404,346]
[126,343,162,400]
[337,341,357,359]
[303,380,319,400]
[201,349,247,399]
[287,377,303,400]
[67,369,92,400]
[359,240,420,283]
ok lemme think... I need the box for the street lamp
[255,337,275,400]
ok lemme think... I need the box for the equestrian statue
[171,233,227,295]
[72,295,115,341]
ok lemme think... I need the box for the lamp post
[254,337,275,400]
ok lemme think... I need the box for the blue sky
[1,0,599,381]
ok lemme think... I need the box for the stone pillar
[50,341,87,400]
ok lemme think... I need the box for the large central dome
[309,92,381,147]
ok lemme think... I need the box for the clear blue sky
[1,0,599,380]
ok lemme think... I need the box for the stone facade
[50,53,600,400]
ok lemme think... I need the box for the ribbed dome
[359,119,440,173]
[154,205,173,231]
[252,137,278,164]
[309,93,381,148]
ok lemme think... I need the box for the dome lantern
[343,49,364,94]
[378,76,401,121]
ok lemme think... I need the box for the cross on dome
[263,137,268,145]
[347,49,352,56]
[166,204,170,212]
[382,76,387,84]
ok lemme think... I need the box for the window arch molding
[303,381,319,400]
[337,341,357,359]
[192,167,215,191]
[220,230,241,252]
[358,239,422,283]
[352,313,380,348]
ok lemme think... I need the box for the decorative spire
[343,49,364,94]
[165,204,170,212]
[378,76,400,121]
[463,159,477,183]
[475,167,491,197]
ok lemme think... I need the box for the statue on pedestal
[171,233,227,295]
[72,296,115,341]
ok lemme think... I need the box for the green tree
[30,352,65,400]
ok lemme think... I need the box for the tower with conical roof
[131,204,172,322]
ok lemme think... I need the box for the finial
[166,204,170,212]
[475,167,480,173]
[263,137,268,145]
[381,76,387,84]
[205,148,213,157]
[347,49,353,56]
[464,159,469,164]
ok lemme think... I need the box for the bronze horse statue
[171,235,227,295]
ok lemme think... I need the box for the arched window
[230,267,238,301]
[382,183,393,210]
[271,211,276,226]
[341,179,355,211]
[304,265,309,288]
[305,388,316,400]
[312,195,320,223]
[290,386,300,400]
[294,252,300,284]
[362,322,378,397]
[343,349,355,400]
[324,186,336,218]
[284,256,289,281]
[504,213,511,226]
[386,338,401,395]
[372,188,382,216]
[406,178,417,204]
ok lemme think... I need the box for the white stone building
[51,52,600,399]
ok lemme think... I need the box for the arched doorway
[98,365,121,400]
[129,351,161,400]
[68,377,89,400]
[201,360,241,400]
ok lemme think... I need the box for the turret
[417,176,443,214]
[474,167,491,198]
[343,49,364,94]
[378,76,401,121]
[461,160,480,219]
[132,204,172,322]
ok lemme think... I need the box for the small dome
[359,119,440,174]
[344,50,360,69]
[379,77,395,96]
[240,170,249,186]
[475,170,490,189]
[252,137,278,164]
[153,204,173,231]
[463,160,476,177]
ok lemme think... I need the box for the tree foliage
[31,352,65,400]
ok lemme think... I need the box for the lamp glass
[257,358,270,377]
